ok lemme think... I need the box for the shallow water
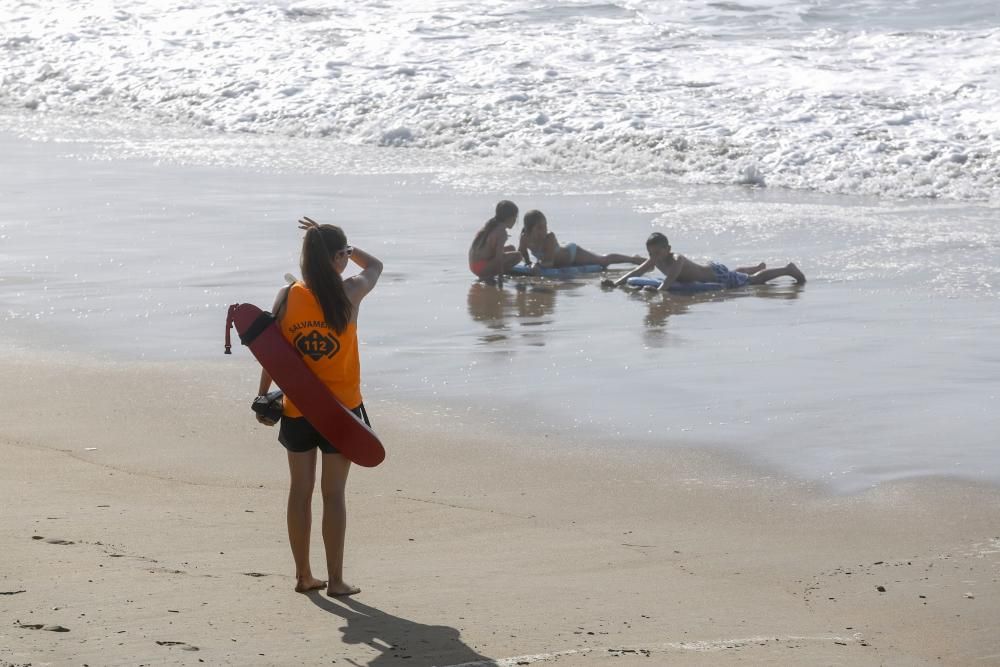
[2,131,998,493]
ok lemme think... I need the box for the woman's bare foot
[294,575,327,593]
[327,581,361,597]
[786,262,806,284]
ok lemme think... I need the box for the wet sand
[3,132,999,494]
[2,352,999,666]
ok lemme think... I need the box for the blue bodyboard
[627,276,727,293]
[510,264,603,278]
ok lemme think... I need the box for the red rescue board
[225,303,385,467]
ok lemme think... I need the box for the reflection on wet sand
[466,279,584,345]
[633,284,804,348]
[466,282,509,343]
[467,280,805,349]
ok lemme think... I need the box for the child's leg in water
[572,246,644,268]
[747,263,806,284]
[601,252,645,267]
[501,251,522,273]
[735,262,766,275]
[475,251,522,279]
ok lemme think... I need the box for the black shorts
[278,404,371,455]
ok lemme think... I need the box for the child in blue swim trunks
[605,233,806,291]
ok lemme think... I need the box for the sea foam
[1,0,997,201]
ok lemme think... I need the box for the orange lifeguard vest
[279,282,362,416]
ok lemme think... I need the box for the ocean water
[1,0,998,200]
[1,1,999,493]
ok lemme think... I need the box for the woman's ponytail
[301,225,353,334]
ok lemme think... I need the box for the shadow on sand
[307,592,494,667]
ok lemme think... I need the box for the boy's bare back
[656,254,718,284]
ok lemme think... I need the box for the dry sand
[2,351,999,666]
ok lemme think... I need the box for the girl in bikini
[517,210,644,271]
[255,216,382,597]
[468,200,522,280]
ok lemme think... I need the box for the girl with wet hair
[468,200,522,280]
[518,209,644,271]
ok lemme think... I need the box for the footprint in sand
[16,622,69,632]
[31,536,75,545]
[156,640,199,651]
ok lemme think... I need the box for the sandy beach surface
[2,352,999,667]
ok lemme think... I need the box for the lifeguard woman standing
[256,216,382,596]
